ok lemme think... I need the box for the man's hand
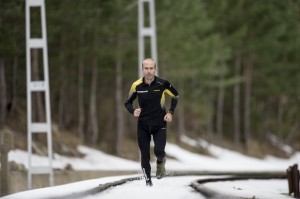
[164,112,173,123]
[134,108,141,117]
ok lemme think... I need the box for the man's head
[142,58,156,83]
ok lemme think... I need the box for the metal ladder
[138,0,158,77]
[25,0,53,189]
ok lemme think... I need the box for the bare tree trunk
[78,30,85,140]
[287,88,300,149]
[177,79,186,142]
[32,49,45,123]
[243,54,253,150]
[87,32,99,144]
[233,52,241,144]
[58,33,66,130]
[216,66,225,140]
[115,33,124,155]
[286,92,300,144]
[206,89,214,142]
[5,57,18,117]
[277,95,286,124]
[114,0,126,154]
[0,58,6,129]
[286,116,299,145]
[11,56,18,112]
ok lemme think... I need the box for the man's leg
[137,123,152,185]
[153,125,167,179]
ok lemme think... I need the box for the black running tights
[137,122,166,180]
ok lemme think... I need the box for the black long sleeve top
[124,76,179,125]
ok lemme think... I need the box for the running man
[124,58,179,186]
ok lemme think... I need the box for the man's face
[142,60,156,82]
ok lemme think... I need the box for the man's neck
[144,77,155,85]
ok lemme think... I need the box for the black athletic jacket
[125,76,179,125]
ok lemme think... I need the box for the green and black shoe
[156,158,166,179]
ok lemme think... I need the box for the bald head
[142,58,156,69]
[142,58,156,84]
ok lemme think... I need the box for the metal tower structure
[25,0,53,189]
[138,0,158,77]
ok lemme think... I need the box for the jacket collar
[142,76,156,86]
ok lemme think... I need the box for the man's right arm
[124,84,137,114]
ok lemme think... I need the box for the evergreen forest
[0,0,299,158]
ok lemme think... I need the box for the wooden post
[287,166,293,195]
[0,130,14,196]
[291,164,299,198]
[288,164,300,198]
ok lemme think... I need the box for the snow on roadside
[203,179,290,199]
[179,135,300,171]
[9,136,300,173]
[8,145,140,170]
[5,136,300,199]
[1,175,139,199]
[8,137,300,172]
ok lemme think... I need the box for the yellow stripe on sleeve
[128,78,143,97]
[164,89,175,97]
[160,91,166,108]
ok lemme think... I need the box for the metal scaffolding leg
[138,0,158,77]
[25,0,53,189]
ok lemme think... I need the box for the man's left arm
[165,81,179,115]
